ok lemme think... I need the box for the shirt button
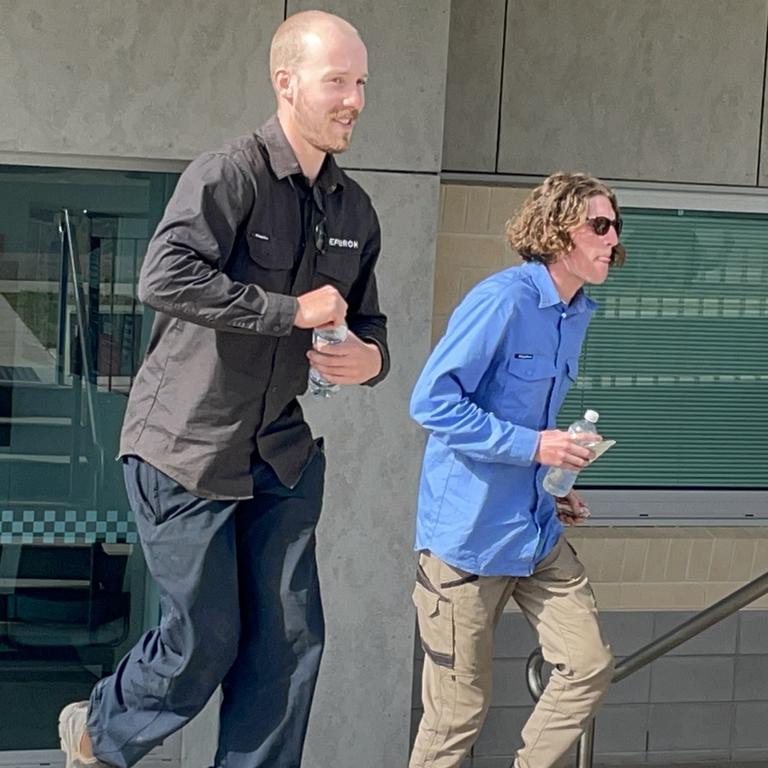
[272,324,282,332]
[561,312,567,319]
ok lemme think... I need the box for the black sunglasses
[314,218,328,255]
[587,216,622,237]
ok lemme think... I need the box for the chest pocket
[240,234,295,294]
[314,247,361,296]
[496,355,557,426]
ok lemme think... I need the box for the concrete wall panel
[442,0,506,172]
[0,1,283,160]
[301,170,438,768]
[497,0,767,184]
[288,0,450,172]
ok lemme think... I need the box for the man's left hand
[306,329,382,385]
[555,489,591,527]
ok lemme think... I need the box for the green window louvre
[560,207,768,489]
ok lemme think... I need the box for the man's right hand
[535,429,602,470]
[294,285,348,329]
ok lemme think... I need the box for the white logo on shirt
[328,237,359,249]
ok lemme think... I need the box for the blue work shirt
[410,261,597,576]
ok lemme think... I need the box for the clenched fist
[294,285,347,329]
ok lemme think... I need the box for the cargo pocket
[412,572,454,669]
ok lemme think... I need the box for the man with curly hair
[409,172,624,768]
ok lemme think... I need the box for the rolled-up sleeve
[138,152,298,336]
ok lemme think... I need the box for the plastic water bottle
[542,409,600,496]
[308,325,348,398]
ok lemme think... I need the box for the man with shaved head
[58,10,388,768]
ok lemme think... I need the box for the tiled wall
[433,184,529,341]
[415,183,768,764]
[571,527,768,612]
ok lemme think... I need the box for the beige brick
[439,185,446,229]
[437,233,505,270]
[618,583,661,610]
[432,260,463,315]
[464,186,493,235]
[666,583,708,610]
[704,582,744,606]
[488,186,532,235]
[621,538,649,582]
[458,266,498,297]
[643,538,671,582]
[441,185,468,233]
[685,539,714,582]
[431,314,448,344]
[664,539,692,582]
[754,539,768,575]
[747,594,768,610]
[730,539,757,582]
[592,583,621,611]
[620,582,705,611]
[501,242,524,269]
[569,527,610,539]
[570,536,605,576]
[598,538,626,582]
[709,538,735,582]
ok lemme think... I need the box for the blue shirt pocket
[494,355,557,427]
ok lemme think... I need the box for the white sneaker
[58,702,109,767]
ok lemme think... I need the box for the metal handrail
[525,568,768,768]
[58,209,106,505]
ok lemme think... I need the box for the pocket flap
[506,355,557,380]
[412,582,441,618]
[248,234,293,270]
[316,249,359,279]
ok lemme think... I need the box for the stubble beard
[295,94,356,155]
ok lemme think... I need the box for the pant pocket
[412,581,455,669]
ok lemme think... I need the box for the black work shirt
[119,116,389,499]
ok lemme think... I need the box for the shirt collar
[521,261,598,313]
[256,115,344,194]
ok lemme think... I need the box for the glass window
[0,163,179,756]
[561,207,768,492]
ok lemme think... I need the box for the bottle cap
[584,409,599,422]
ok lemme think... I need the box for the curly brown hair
[506,172,625,267]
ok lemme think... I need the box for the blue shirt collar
[521,261,598,313]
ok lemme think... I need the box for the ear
[273,68,294,103]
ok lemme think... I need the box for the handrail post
[62,209,106,507]
[575,719,594,768]
[56,213,69,386]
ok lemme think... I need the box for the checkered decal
[0,508,138,544]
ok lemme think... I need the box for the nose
[343,84,365,113]
[605,224,619,246]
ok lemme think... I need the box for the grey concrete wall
[443,0,768,187]
[441,0,505,172]
[302,170,437,768]
[288,0,451,173]
[0,1,282,161]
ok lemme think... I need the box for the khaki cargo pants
[409,536,613,768]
